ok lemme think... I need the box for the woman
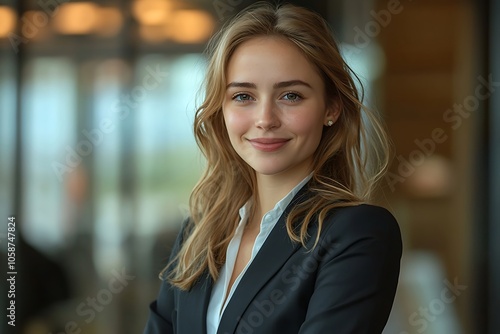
[144,3,402,334]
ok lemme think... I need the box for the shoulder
[306,204,403,274]
[320,204,401,246]
[329,203,398,226]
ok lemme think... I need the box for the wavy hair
[164,2,391,290]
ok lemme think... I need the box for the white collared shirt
[206,174,312,334]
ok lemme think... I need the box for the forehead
[226,36,323,86]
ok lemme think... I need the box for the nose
[255,100,280,130]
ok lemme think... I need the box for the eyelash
[281,91,303,102]
[232,93,254,103]
[231,91,303,103]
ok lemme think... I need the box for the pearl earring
[327,120,334,126]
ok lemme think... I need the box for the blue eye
[233,93,253,102]
[282,92,302,102]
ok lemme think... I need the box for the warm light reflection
[0,6,16,38]
[52,2,98,35]
[167,10,214,44]
[22,11,52,40]
[96,7,123,36]
[404,155,453,198]
[133,0,173,26]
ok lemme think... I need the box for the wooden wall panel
[376,0,476,333]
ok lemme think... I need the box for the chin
[250,162,294,177]
[249,164,286,176]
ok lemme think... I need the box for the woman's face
[222,36,338,179]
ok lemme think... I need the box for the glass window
[22,57,77,253]
[134,54,206,237]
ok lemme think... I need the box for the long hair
[164,2,391,290]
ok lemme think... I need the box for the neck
[251,168,311,225]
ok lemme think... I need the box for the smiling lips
[248,138,291,152]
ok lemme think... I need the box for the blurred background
[0,0,498,333]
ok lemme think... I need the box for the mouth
[247,138,291,152]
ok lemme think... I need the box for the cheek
[223,109,249,138]
[286,112,324,138]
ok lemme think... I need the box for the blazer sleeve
[298,205,402,334]
[143,218,190,334]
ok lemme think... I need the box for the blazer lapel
[217,186,313,334]
[177,272,213,333]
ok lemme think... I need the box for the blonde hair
[164,2,390,290]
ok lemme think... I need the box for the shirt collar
[238,173,313,225]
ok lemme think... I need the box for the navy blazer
[144,187,402,334]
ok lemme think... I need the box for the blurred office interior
[0,0,499,333]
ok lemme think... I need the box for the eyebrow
[274,80,312,89]
[226,80,312,90]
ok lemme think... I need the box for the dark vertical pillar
[117,1,139,333]
[488,0,500,332]
[473,0,489,332]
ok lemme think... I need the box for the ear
[324,98,341,125]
